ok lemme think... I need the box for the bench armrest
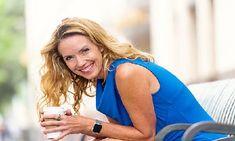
[155,123,191,141]
[182,121,235,141]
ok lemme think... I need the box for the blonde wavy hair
[38,17,154,114]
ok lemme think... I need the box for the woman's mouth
[80,63,94,73]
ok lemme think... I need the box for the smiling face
[58,34,104,80]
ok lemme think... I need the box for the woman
[39,17,226,141]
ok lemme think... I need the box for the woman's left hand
[40,109,90,141]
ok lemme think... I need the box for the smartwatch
[92,119,103,134]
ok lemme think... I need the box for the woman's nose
[75,56,85,67]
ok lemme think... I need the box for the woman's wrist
[77,116,101,135]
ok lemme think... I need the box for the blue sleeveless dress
[96,58,226,140]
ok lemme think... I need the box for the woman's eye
[65,56,73,61]
[81,48,89,54]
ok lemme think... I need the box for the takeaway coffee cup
[43,106,66,140]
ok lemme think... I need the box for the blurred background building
[0,0,235,140]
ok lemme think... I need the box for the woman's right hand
[39,108,73,139]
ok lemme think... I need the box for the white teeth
[81,64,93,72]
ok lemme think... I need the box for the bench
[156,79,235,141]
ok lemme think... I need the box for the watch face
[93,124,102,133]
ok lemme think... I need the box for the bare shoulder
[115,62,160,94]
[115,62,148,81]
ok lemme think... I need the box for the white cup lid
[43,106,66,114]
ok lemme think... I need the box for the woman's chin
[82,73,98,80]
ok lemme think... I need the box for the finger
[38,111,44,122]
[40,120,62,127]
[40,110,44,114]
[43,114,64,120]
[40,127,47,135]
[65,109,72,116]
[91,138,102,141]
[39,115,45,122]
[52,130,70,141]
[43,125,68,134]
[56,114,62,121]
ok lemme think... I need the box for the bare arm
[41,63,157,141]
[89,63,157,140]
[112,63,157,140]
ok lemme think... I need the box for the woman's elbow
[140,130,156,141]
[146,132,156,141]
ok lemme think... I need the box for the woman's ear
[101,48,104,53]
[99,47,104,53]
